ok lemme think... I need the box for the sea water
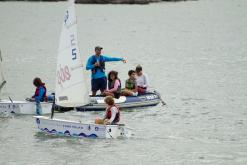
[0,0,247,164]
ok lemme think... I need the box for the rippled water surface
[0,0,247,164]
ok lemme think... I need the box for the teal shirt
[86,55,123,79]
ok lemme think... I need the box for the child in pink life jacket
[103,71,121,99]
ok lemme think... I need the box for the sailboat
[0,50,52,115]
[34,0,131,138]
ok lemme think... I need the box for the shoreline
[0,0,192,5]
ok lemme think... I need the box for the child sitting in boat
[136,65,149,94]
[121,70,138,96]
[25,77,47,115]
[30,77,47,102]
[26,78,54,103]
[95,96,120,125]
[103,71,121,99]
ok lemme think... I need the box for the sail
[55,0,90,107]
[0,50,7,95]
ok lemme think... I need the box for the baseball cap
[95,46,103,50]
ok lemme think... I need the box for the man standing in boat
[86,46,126,96]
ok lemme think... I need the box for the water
[1,0,247,164]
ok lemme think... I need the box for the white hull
[0,100,52,115]
[34,116,131,139]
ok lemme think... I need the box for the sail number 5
[57,65,71,84]
[70,34,77,60]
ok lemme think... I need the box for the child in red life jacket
[95,96,120,125]
[30,77,47,102]
[25,77,47,115]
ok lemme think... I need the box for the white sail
[55,0,89,107]
[0,50,7,96]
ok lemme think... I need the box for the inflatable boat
[76,90,162,111]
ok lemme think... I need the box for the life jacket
[125,78,136,90]
[105,105,120,124]
[91,55,105,74]
[108,79,121,94]
[34,85,47,102]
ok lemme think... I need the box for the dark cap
[95,46,103,50]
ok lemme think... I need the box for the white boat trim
[0,100,52,115]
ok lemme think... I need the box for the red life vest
[34,85,47,102]
[105,105,120,123]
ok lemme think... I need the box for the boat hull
[76,91,161,111]
[0,100,52,115]
[34,116,131,139]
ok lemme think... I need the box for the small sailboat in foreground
[34,0,131,138]
[0,50,52,115]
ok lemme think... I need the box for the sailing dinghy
[34,0,131,138]
[0,50,52,115]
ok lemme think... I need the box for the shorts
[137,86,147,95]
[91,77,107,92]
[113,92,121,99]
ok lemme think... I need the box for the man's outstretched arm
[103,55,126,63]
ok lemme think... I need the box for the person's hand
[94,62,100,67]
[104,119,110,125]
[122,59,127,63]
[26,98,35,102]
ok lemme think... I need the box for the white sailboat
[0,50,52,115]
[34,0,131,138]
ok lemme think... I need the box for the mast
[0,50,7,97]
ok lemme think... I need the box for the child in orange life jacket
[95,96,120,125]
